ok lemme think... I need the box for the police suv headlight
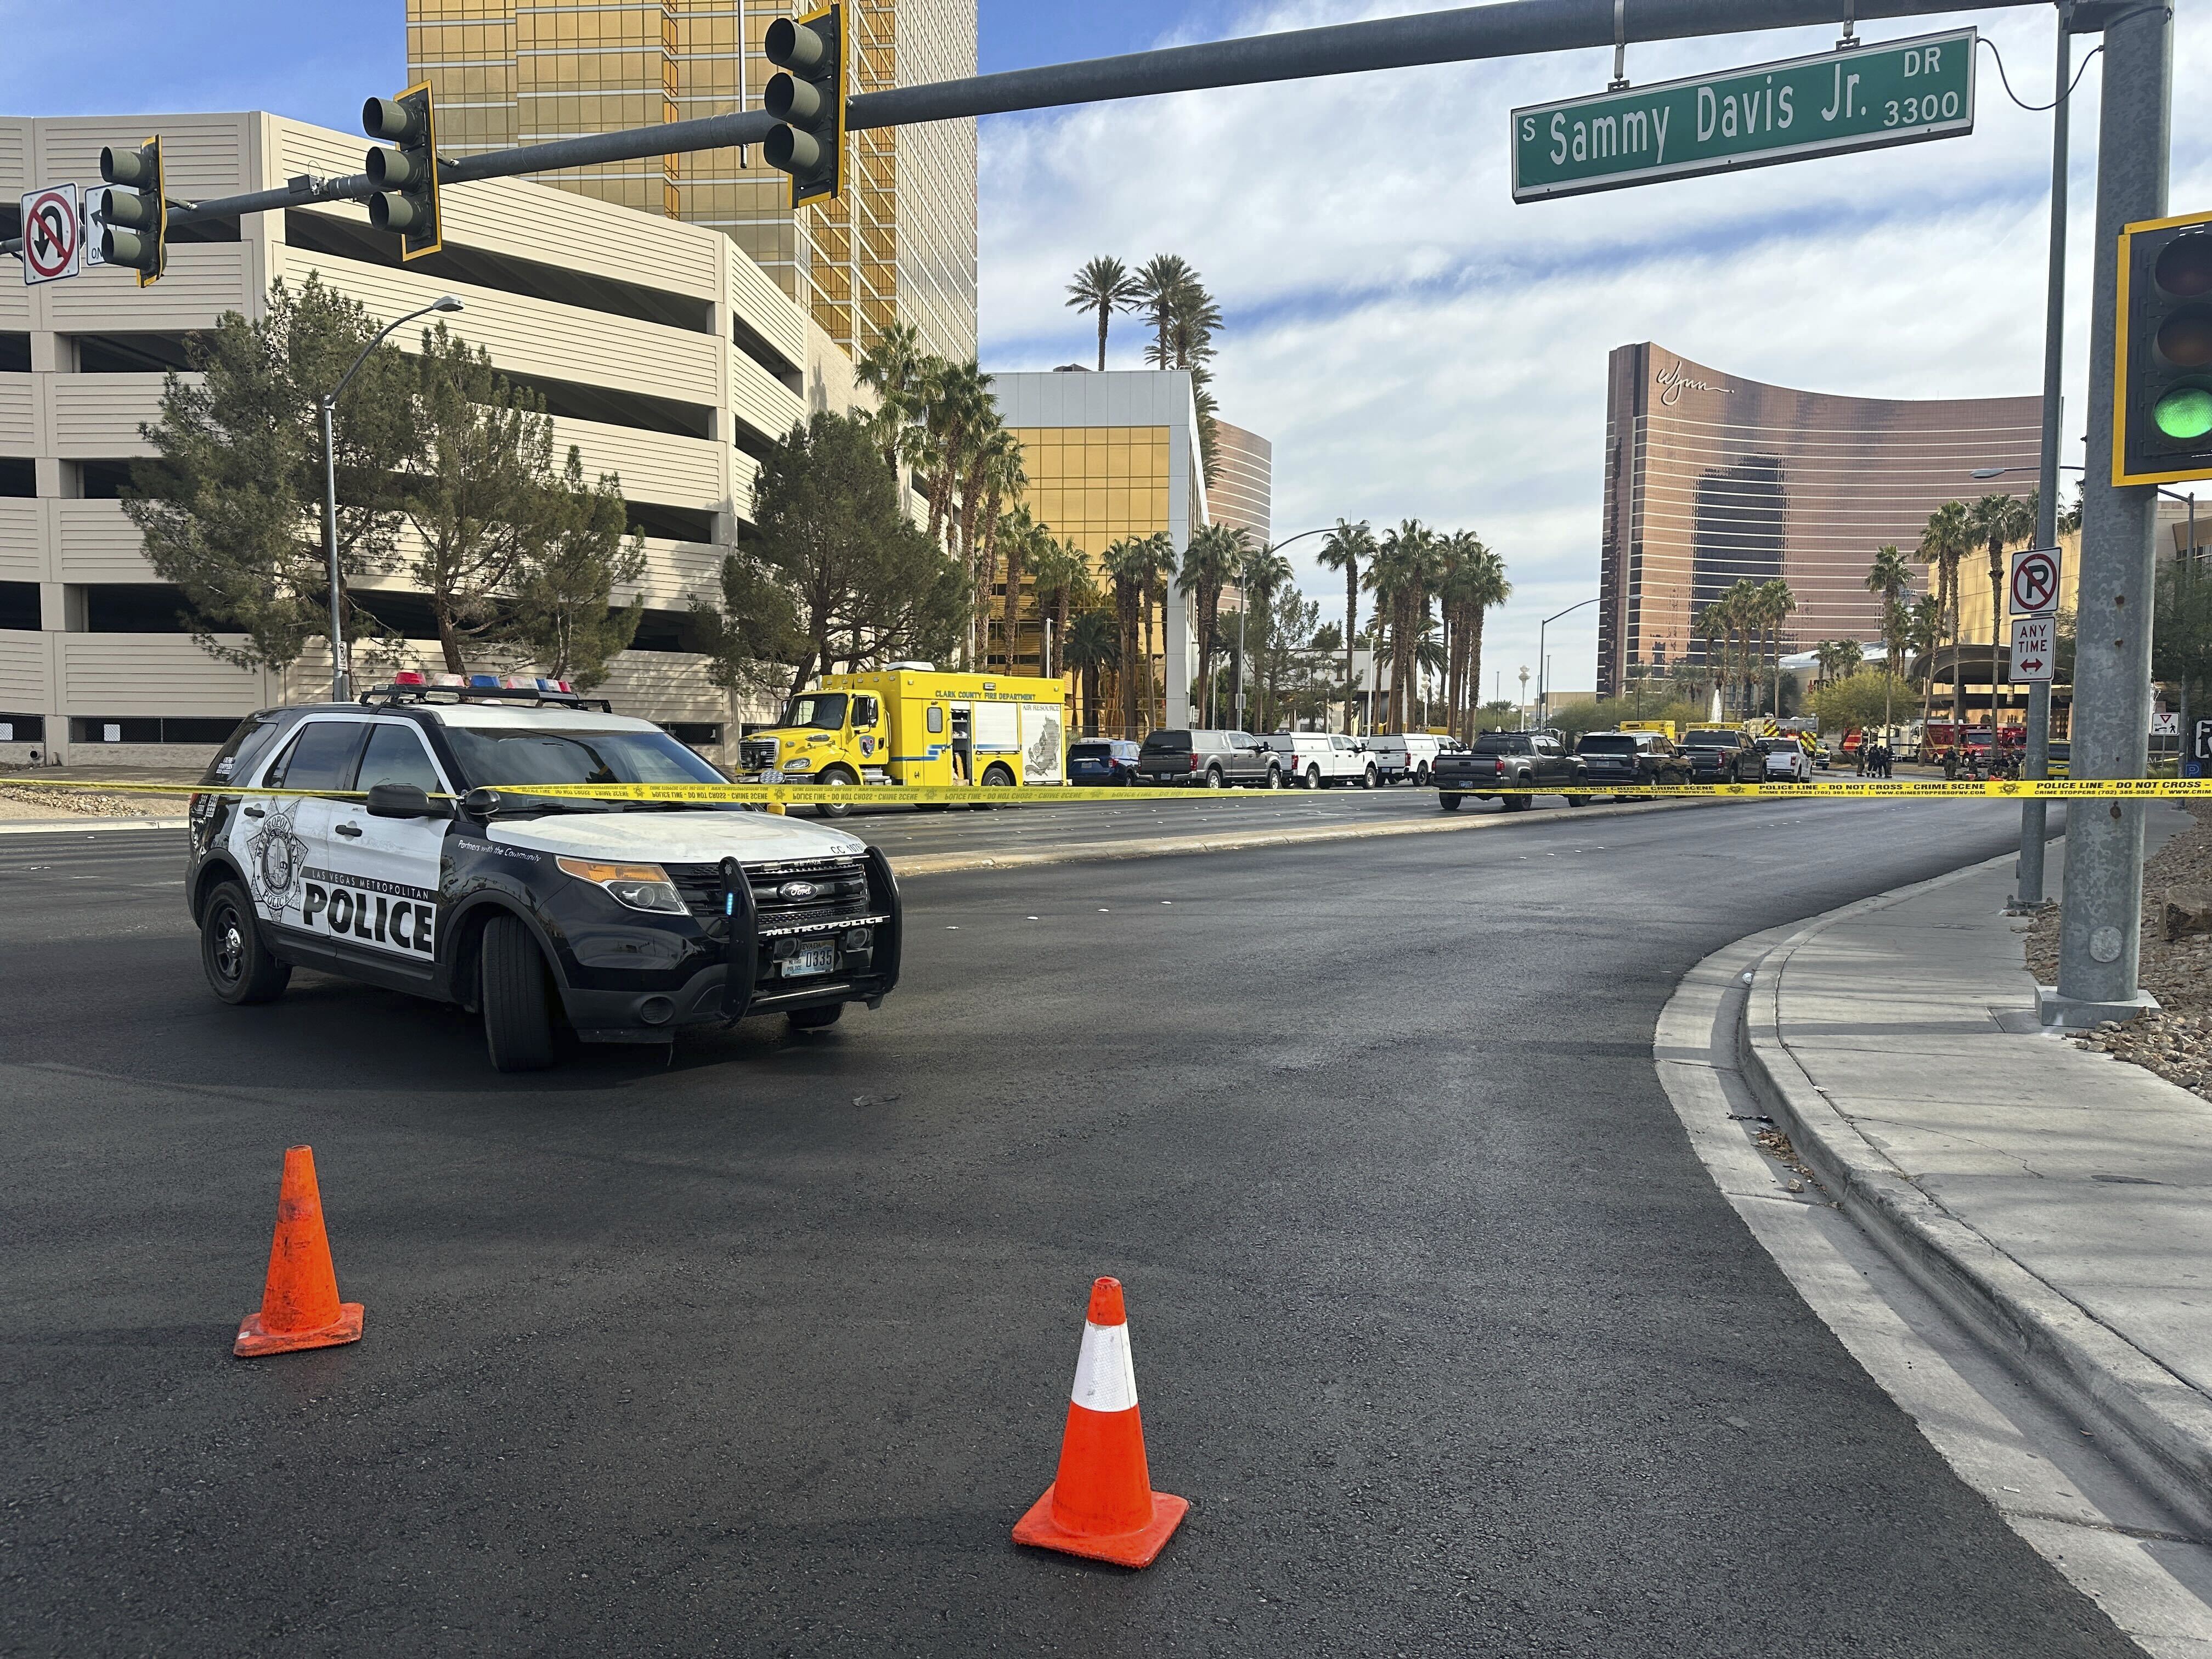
[555,856,686,915]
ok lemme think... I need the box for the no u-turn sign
[20,185,80,285]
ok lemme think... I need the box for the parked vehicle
[186,677,900,1073]
[2046,741,2071,778]
[1068,738,1141,786]
[1434,730,1587,811]
[1136,729,1282,788]
[1758,737,1814,783]
[736,664,1065,817]
[1366,731,1444,785]
[1263,732,1374,788]
[1678,727,1764,783]
[1573,730,1689,795]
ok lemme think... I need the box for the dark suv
[1677,727,1764,783]
[1575,730,1690,795]
[1136,729,1282,788]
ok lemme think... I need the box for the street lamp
[1536,596,1599,729]
[1972,462,2196,563]
[1234,525,1335,733]
[1517,665,1529,728]
[321,295,463,701]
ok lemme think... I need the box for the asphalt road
[1,798,2135,1656]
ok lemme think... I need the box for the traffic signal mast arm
[2,0,2052,259]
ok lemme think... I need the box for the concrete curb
[1738,856,2212,1537]
[888,793,1736,878]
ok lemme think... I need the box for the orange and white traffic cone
[233,1146,365,1358]
[1012,1276,1188,1567]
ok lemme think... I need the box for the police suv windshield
[780,694,848,731]
[444,726,727,798]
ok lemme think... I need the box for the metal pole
[1,0,2049,259]
[321,396,347,703]
[2016,5,2071,910]
[2052,2,2172,1022]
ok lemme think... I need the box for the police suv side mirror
[460,787,503,820]
[367,782,455,820]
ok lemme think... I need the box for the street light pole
[320,295,464,702]
[1536,595,1599,730]
[1234,524,1333,733]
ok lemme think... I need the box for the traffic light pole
[2013,5,2073,914]
[2047,1,2174,1026]
[3,0,2050,259]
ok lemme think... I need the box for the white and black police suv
[185,674,901,1071]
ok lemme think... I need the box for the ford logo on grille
[778,880,821,901]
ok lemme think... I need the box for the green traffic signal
[2154,387,2212,442]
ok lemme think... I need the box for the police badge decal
[246,798,310,916]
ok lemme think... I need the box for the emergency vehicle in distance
[737,664,1066,816]
[185,673,902,1073]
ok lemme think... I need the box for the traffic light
[364,83,443,261]
[98,138,165,287]
[764,3,845,207]
[2117,207,2212,486]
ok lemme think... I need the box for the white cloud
[978,1,2212,695]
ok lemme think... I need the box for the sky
[8,2,2211,698]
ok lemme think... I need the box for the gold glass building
[991,371,1209,732]
[407,0,978,361]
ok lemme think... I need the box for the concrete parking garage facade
[0,110,878,768]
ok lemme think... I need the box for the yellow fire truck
[736,664,1068,816]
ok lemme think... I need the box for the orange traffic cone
[233,1146,365,1358]
[1012,1277,1188,1567]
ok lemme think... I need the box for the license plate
[782,941,835,978]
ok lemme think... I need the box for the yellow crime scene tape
[7,776,2212,805]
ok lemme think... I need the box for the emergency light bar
[362,675,599,709]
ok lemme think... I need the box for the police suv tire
[1438,793,1463,812]
[788,1004,843,1031]
[481,913,556,1073]
[201,881,290,1005]
[814,765,858,819]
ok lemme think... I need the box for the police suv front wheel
[200,881,290,1005]
[481,913,556,1073]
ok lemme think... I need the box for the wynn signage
[1656,362,1727,407]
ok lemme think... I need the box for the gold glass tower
[407,0,977,360]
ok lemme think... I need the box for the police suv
[185,674,902,1071]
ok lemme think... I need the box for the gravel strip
[2027,800,2212,1096]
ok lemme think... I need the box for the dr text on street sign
[1511,29,1975,203]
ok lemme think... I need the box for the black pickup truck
[1677,727,1764,784]
[1435,731,1588,811]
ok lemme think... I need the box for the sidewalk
[1741,836,2212,1534]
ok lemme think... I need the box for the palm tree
[1027,536,1094,681]
[1233,540,1293,727]
[1970,491,2037,729]
[853,321,932,479]
[1101,537,1148,737]
[1065,256,1141,373]
[1178,522,1248,727]
[1918,500,1973,734]
[1441,535,1509,742]
[1132,254,1200,368]
[1316,520,1374,732]
[1866,543,1914,736]
[1065,608,1119,734]
[1138,530,1176,730]
[1697,601,1729,715]
[966,426,1025,668]
[992,502,1045,671]
[1758,578,1796,719]
[1367,521,1437,731]
[1909,591,1944,737]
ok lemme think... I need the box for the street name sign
[2010,546,2061,617]
[1511,30,1976,203]
[20,184,80,284]
[2011,615,2055,684]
